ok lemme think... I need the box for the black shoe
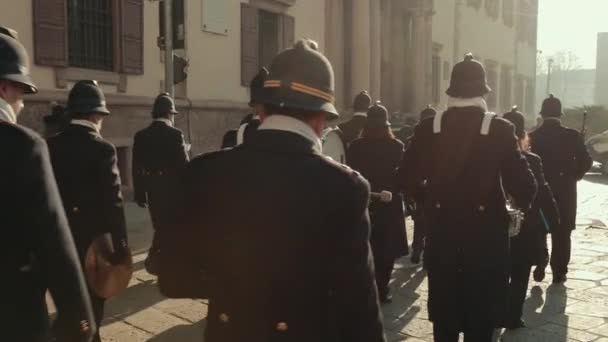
[533,267,546,282]
[505,319,526,330]
[410,251,421,264]
[552,274,567,284]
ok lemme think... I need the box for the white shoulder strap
[236,122,249,146]
[480,112,495,136]
[433,110,445,134]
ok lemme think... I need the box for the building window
[503,0,514,27]
[500,65,512,111]
[68,0,114,71]
[33,0,144,75]
[432,55,441,104]
[241,4,294,86]
[486,61,499,110]
[259,10,279,69]
[485,0,500,20]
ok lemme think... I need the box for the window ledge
[55,67,128,93]
[249,0,295,13]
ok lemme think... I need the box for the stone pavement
[100,173,608,341]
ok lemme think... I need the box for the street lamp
[546,58,554,95]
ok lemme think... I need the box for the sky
[538,0,608,69]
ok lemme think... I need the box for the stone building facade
[0,0,538,194]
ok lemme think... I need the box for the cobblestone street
[101,170,608,341]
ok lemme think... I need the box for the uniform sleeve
[23,139,96,341]
[174,131,190,166]
[534,157,560,231]
[574,132,593,180]
[99,144,129,259]
[499,125,537,210]
[330,175,386,342]
[131,135,147,204]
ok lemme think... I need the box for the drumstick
[370,191,393,203]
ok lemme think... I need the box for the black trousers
[374,255,394,298]
[90,294,105,342]
[550,229,572,277]
[433,323,494,342]
[411,210,427,253]
[508,263,532,324]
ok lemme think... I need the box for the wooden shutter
[120,0,144,74]
[33,0,68,66]
[241,4,259,86]
[280,14,295,51]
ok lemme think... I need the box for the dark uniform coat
[47,123,129,340]
[339,115,366,146]
[398,107,536,329]
[132,120,189,230]
[48,124,128,260]
[529,119,592,231]
[511,152,560,266]
[347,137,408,259]
[1,121,94,341]
[173,129,385,342]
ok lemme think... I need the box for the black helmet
[503,106,525,139]
[152,93,178,117]
[249,68,269,107]
[0,27,37,94]
[353,91,372,112]
[446,53,491,98]
[420,105,437,121]
[44,102,66,125]
[262,39,338,120]
[540,94,563,117]
[67,80,110,116]
[366,101,390,128]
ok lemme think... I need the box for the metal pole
[164,0,174,96]
[546,58,554,95]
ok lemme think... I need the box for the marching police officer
[48,80,129,342]
[132,93,189,274]
[339,90,372,146]
[529,94,593,283]
[165,39,386,342]
[221,68,268,148]
[502,107,560,329]
[398,54,536,341]
[43,102,68,138]
[0,28,95,342]
[347,101,408,304]
[409,106,437,264]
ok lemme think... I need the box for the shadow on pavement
[584,173,608,185]
[104,280,166,320]
[383,263,428,337]
[146,319,207,342]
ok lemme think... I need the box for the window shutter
[33,0,68,66]
[281,15,295,51]
[120,0,144,74]
[241,3,259,86]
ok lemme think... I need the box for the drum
[322,127,347,164]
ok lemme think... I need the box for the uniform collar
[447,96,489,112]
[0,97,16,124]
[353,111,367,118]
[542,117,562,126]
[259,115,323,154]
[71,119,101,134]
[154,118,174,127]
